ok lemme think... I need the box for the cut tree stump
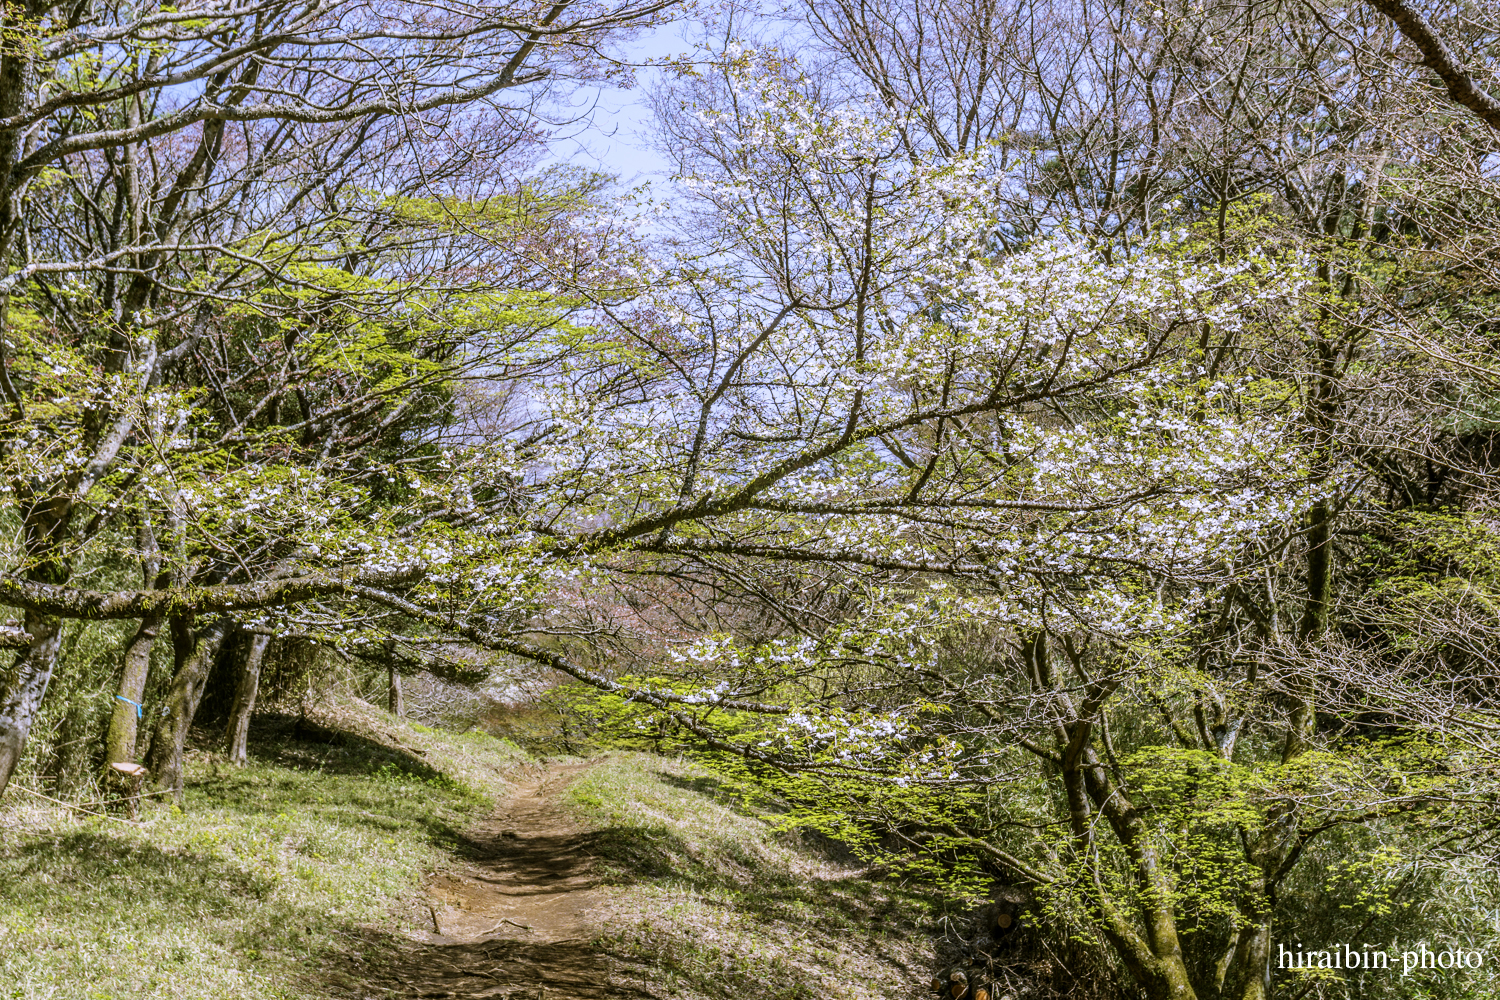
[107,762,148,820]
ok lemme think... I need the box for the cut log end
[105,761,148,820]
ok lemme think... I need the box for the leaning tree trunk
[146,620,228,801]
[105,613,162,766]
[224,633,269,766]
[0,612,63,799]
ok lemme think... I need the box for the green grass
[1,705,943,1000]
[563,752,944,1000]
[0,697,525,1000]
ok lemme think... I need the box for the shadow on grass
[653,771,761,811]
[578,825,931,999]
[0,824,365,995]
[178,713,479,854]
[590,821,915,927]
[3,827,278,908]
[243,712,454,784]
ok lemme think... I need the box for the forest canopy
[3,0,1500,999]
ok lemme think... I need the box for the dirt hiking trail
[357,761,653,1000]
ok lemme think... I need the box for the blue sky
[541,2,797,186]
[540,19,700,186]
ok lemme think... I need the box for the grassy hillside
[566,754,943,1000]
[1,703,945,1000]
[0,698,525,1000]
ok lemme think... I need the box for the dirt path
[358,761,651,1000]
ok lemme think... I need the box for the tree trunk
[1221,919,1272,1000]
[105,613,161,765]
[1036,625,1200,1000]
[225,632,269,766]
[389,661,404,716]
[0,612,63,799]
[108,520,163,766]
[146,620,228,801]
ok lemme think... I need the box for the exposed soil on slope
[353,761,653,1000]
